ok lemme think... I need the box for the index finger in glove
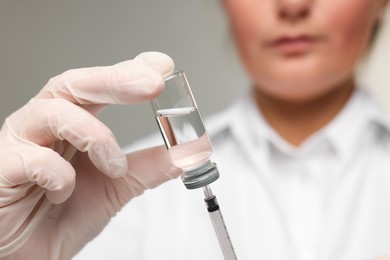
[7,98,127,178]
[35,52,174,106]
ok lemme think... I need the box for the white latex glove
[0,52,181,259]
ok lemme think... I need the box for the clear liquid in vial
[156,107,212,170]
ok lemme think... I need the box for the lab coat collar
[324,88,390,159]
[209,88,390,163]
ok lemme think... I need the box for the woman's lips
[265,35,322,54]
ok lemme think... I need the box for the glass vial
[151,71,219,189]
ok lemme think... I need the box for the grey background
[0,1,389,146]
[0,0,248,146]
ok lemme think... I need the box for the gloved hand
[0,52,181,259]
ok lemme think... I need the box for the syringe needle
[203,185,238,260]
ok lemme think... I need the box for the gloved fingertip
[134,51,175,78]
[107,154,128,178]
[165,164,183,180]
[89,141,128,178]
[45,183,75,204]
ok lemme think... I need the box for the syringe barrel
[205,195,238,260]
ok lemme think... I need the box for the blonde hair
[357,5,390,112]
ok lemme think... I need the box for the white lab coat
[75,89,390,260]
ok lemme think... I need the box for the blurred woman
[1,0,389,259]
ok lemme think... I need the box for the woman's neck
[254,80,355,147]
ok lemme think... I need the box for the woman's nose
[277,0,312,22]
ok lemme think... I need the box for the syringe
[152,71,238,259]
[203,185,238,260]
